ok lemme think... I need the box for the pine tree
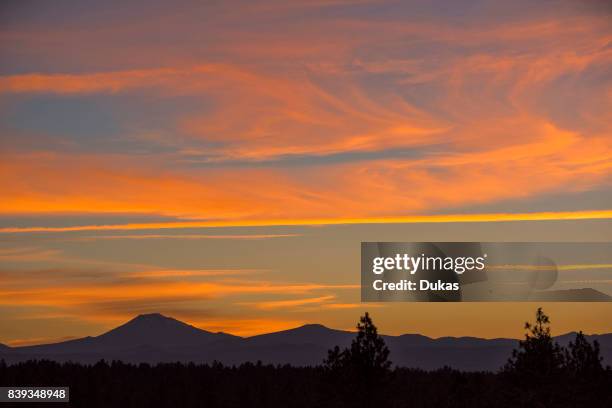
[323,313,391,407]
[564,331,604,377]
[505,307,564,377]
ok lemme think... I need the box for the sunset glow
[0,0,610,345]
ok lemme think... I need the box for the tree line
[0,308,610,407]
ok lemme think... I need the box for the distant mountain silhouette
[95,313,238,349]
[1,313,610,371]
[528,288,612,301]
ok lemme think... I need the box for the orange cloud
[1,117,610,227]
[322,303,385,310]
[0,278,359,307]
[65,233,300,241]
[0,211,611,234]
[248,295,336,310]
[1,11,610,223]
[124,269,262,278]
[0,247,62,261]
[0,267,359,339]
[0,68,181,94]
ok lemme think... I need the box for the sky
[0,0,611,346]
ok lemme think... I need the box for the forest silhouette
[1,308,610,407]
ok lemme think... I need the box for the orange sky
[0,0,610,345]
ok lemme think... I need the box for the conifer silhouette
[505,307,564,377]
[564,331,604,377]
[323,312,391,407]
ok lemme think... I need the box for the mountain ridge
[1,313,610,371]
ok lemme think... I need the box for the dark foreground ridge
[0,360,608,408]
[1,313,611,371]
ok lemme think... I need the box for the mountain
[3,314,239,363]
[94,313,238,349]
[225,324,356,366]
[1,314,610,371]
[529,288,612,301]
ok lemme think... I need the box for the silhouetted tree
[564,331,604,377]
[505,307,564,377]
[323,312,391,407]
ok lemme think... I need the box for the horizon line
[3,312,607,348]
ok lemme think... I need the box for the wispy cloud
[125,269,263,278]
[322,303,383,310]
[247,295,337,310]
[1,210,611,233]
[0,268,359,308]
[66,233,300,241]
[488,264,612,271]
[0,265,360,340]
[0,247,61,261]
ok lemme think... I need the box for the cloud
[64,233,300,241]
[124,269,262,278]
[488,264,612,272]
[0,67,187,94]
[0,247,61,261]
[247,295,337,310]
[324,303,368,309]
[0,267,359,309]
[0,264,359,339]
[0,210,611,233]
[1,60,610,223]
[1,3,611,225]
